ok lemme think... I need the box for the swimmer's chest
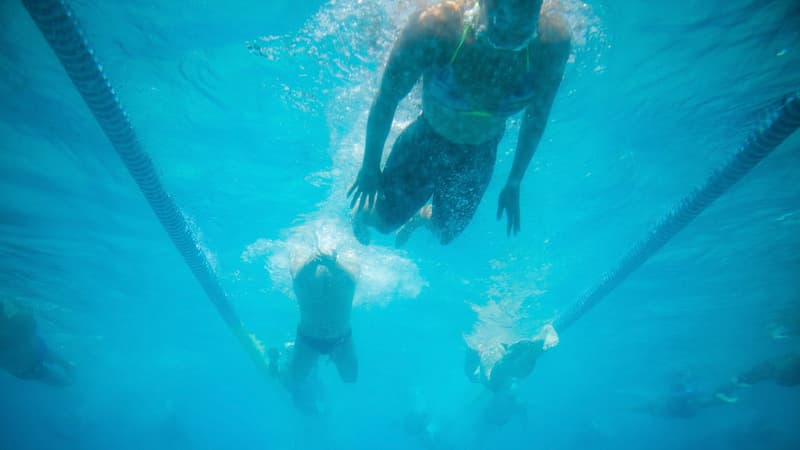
[298,291,352,336]
[439,43,541,113]
[296,277,354,318]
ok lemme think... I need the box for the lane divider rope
[555,92,800,333]
[22,0,271,376]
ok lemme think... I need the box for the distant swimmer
[464,324,558,392]
[635,353,800,419]
[634,375,730,419]
[266,252,358,412]
[696,352,800,408]
[348,0,571,246]
[0,300,74,386]
[733,352,800,389]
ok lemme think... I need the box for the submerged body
[636,353,800,419]
[736,353,800,388]
[465,324,558,392]
[266,253,358,414]
[349,0,571,245]
[290,252,358,383]
[0,300,73,386]
[462,324,557,426]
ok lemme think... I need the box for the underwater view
[1,0,799,449]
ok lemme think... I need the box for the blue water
[1,0,799,449]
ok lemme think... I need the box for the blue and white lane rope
[22,0,270,373]
[554,93,800,333]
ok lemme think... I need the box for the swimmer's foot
[352,207,373,246]
[395,204,433,248]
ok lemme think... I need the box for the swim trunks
[296,327,352,355]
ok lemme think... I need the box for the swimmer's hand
[348,166,382,210]
[497,183,521,236]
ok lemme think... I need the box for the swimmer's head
[293,250,358,295]
[480,0,542,51]
[311,251,337,268]
[292,251,336,280]
[315,264,333,281]
[308,252,339,282]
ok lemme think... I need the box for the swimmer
[464,323,558,392]
[0,300,74,387]
[266,252,358,413]
[733,353,800,389]
[635,376,729,419]
[349,0,571,246]
[288,252,358,383]
[635,353,800,419]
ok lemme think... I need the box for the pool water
[1,0,799,449]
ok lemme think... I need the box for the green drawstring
[448,0,532,118]
[451,23,471,64]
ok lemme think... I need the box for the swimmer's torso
[293,256,355,340]
[421,11,549,144]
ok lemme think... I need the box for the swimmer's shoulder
[413,1,464,46]
[538,6,571,45]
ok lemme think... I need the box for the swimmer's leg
[330,337,358,383]
[428,137,499,245]
[289,335,319,383]
[353,117,437,245]
[395,204,433,248]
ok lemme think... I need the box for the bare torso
[293,256,356,340]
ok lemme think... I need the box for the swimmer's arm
[362,6,457,170]
[507,24,571,187]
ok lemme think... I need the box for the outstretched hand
[497,183,521,236]
[348,166,382,210]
